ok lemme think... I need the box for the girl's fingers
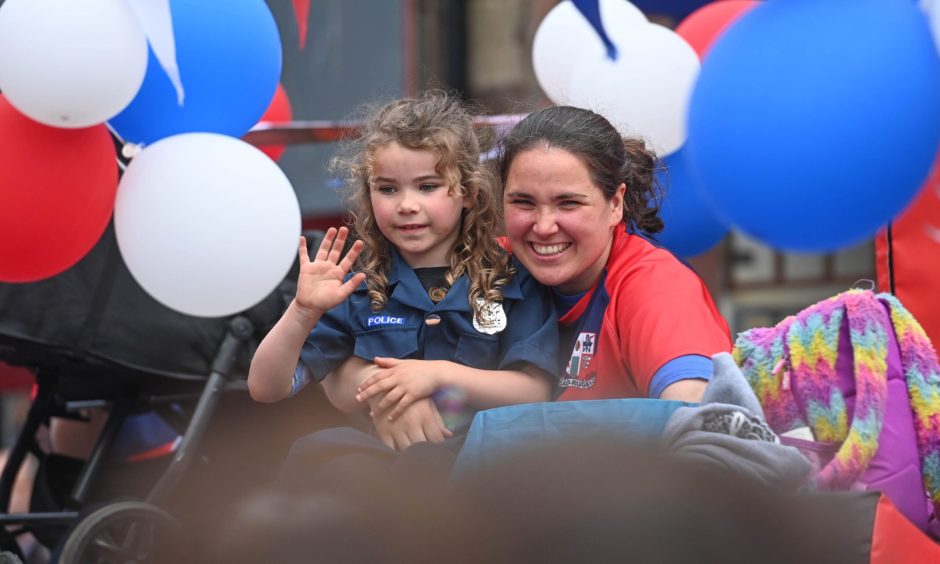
[405,426,427,446]
[357,370,389,394]
[298,236,310,265]
[327,227,349,265]
[340,272,366,295]
[355,382,378,402]
[393,431,411,451]
[373,357,400,368]
[388,394,417,421]
[377,387,406,412]
[356,378,393,402]
[315,227,338,262]
[338,240,365,272]
[377,429,395,450]
[432,407,454,438]
[423,419,445,443]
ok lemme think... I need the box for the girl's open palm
[295,227,366,315]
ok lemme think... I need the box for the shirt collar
[385,249,437,311]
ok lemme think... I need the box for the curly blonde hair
[332,90,512,319]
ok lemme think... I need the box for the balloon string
[106,123,130,172]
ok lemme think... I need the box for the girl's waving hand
[295,227,366,316]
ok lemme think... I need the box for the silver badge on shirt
[473,299,507,335]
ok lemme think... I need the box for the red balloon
[675,1,759,59]
[876,150,940,349]
[256,83,293,161]
[0,96,117,282]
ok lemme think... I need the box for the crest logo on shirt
[562,332,596,385]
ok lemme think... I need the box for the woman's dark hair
[497,106,664,235]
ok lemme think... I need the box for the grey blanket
[661,353,812,490]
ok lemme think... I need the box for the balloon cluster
[0,0,301,317]
[534,0,697,157]
[533,0,940,256]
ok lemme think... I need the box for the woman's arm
[356,358,552,420]
[658,378,707,403]
[648,355,714,402]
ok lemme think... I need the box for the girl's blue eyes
[376,184,440,194]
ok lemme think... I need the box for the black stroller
[0,224,350,562]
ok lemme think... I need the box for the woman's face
[503,147,624,294]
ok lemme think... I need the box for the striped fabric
[734,290,940,517]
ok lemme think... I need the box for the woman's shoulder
[610,231,684,268]
[607,233,705,290]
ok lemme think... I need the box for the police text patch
[367,315,406,327]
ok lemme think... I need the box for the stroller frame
[0,314,255,561]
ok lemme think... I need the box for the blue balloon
[654,147,728,258]
[109,0,282,145]
[686,0,940,252]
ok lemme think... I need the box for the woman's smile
[530,242,571,256]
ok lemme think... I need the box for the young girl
[247,91,558,452]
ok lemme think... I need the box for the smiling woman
[498,106,732,403]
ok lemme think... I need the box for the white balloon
[567,23,699,156]
[921,0,940,56]
[115,133,301,318]
[0,0,148,128]
[533,0,647,104]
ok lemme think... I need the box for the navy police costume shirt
[297,250,558,386]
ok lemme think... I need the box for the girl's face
[370,142,467,268]
[503,147,624,294]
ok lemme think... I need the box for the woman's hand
[356,357,443,420]
[370,396,453,450]
[295,227,366,318]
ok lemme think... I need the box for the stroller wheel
[56,501,190,564]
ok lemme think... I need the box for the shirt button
[425,314,441,326]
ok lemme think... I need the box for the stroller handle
[146,316,255,504]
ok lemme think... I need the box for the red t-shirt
[555,225,731,400]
